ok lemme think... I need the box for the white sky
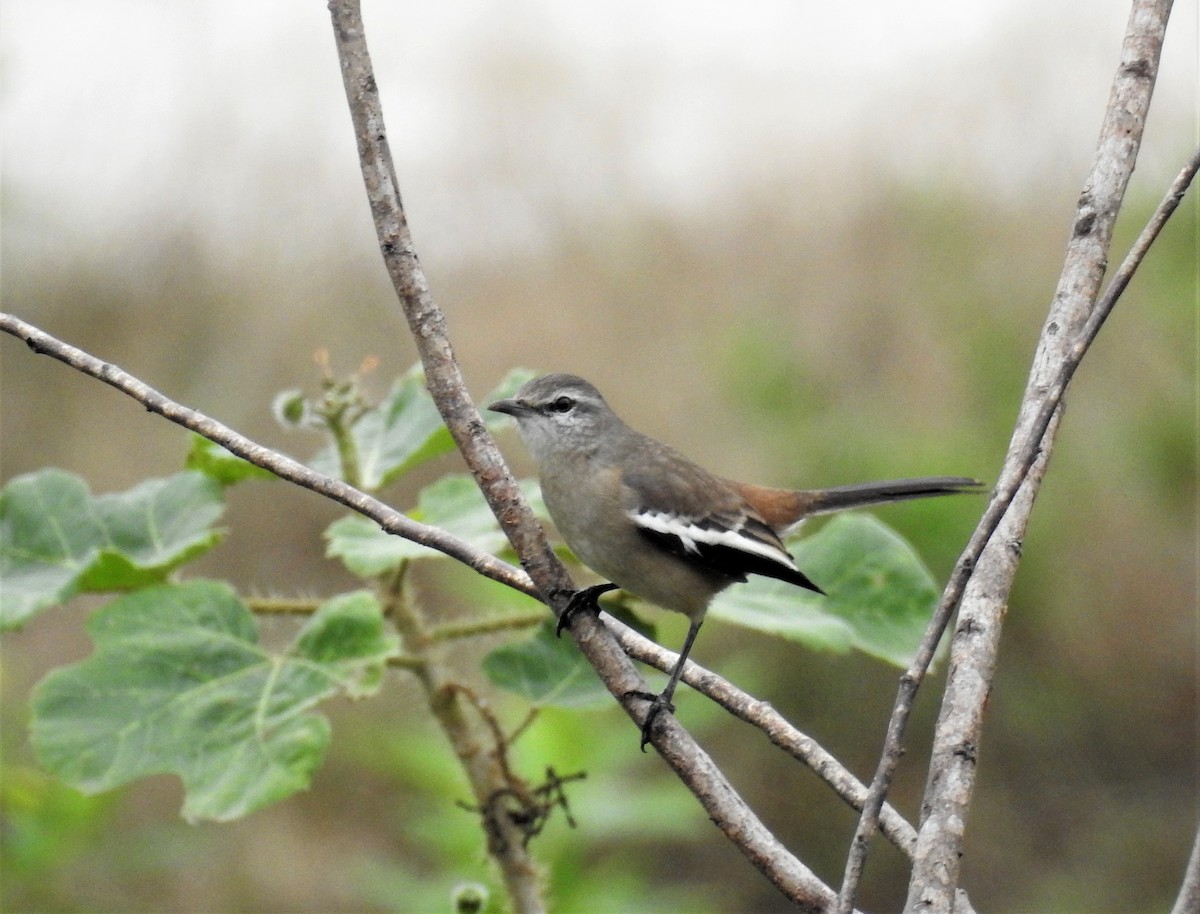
[2,0,1195,263]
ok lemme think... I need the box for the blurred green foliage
[1,173,1194,914]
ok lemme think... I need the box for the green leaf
[293,592,398,697]
[184,434,276,485]
[30,582,398,822]
[310,365,535,489]
[326,475,545,576]
[0,470,225,629]
[480,598,656,709]
[482,621,611,708]
[709,514,941,668]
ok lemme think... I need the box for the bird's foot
[623,689,676,752]
[551,583,618,637]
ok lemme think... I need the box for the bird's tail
[799,476,985,515]
[735,476,984,530]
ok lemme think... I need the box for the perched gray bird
[490,373,981,749]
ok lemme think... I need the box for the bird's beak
[487,397,526,417]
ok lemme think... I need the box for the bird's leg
[551,582,619,637]
[624,618,703,752]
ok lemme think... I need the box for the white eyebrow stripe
[631,510,798,572]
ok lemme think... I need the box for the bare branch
[603,615,919,857]
[900,11,1182,907]
[0,312,533,595]
[831,4,1184,913]
[836,3,1185,911]
[841,146,1199,914]
[0,303,882,866]
[0,306,894,906]
[324,8,574,899]
[1171,821,1200,914]
[324,1,851,908]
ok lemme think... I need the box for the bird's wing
[619,440,824,594]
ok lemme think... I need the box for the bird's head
[488,373,620,463]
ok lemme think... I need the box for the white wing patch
[632,509,798,573]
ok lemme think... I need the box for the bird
[489,373,981,750]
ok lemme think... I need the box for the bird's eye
[547,396,575,414]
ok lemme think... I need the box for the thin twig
[835,4,1182,912]
[0,312,535,596]
[428,613,546,641]
[246,597,321,615]
[604,614,919,856]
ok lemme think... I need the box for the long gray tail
[801,476,985,516]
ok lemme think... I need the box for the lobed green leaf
[0,469,225,629]
[710,513,942,668]
[482,621,612,708]
[30,582,398,822]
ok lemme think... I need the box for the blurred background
[2,1,1196,911]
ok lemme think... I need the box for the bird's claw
[552,583,617,637]
[623,689,675,752]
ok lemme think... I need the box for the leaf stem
[246,597,321,615]
[429,613,546,642]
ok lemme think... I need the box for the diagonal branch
[1171,821,1200,914]
[900,14,1182,910]
[0,311,533,595]
[841,147,1199,914]
[834,3,1182,912]
[0,308,920,874]
[325,0,851,908]
[604,614,919,856]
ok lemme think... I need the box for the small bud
[452,882,488,914]
[272,389,310,428]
